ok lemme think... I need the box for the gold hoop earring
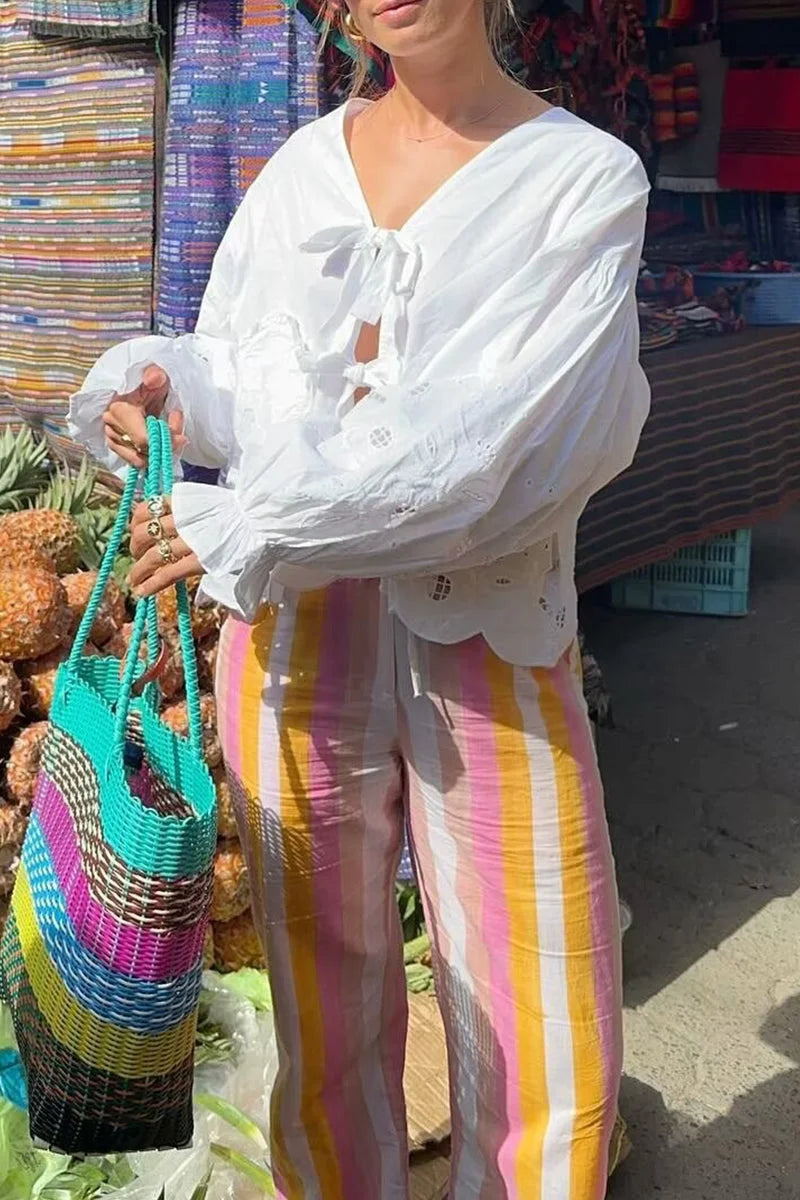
[343,10,366,42]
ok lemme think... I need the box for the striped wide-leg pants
[215,578,623,1200]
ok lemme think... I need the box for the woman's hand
[128,499,204,598]
[103,366,186,468]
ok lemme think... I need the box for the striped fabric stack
[156,0,320,335]
[0,2,159,466]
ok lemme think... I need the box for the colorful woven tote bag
[0,418,217,1155]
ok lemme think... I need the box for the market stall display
[577,327,800,592]
[2,0,800,1189]
[0,5,159,469]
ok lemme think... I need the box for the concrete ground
[581,508,800,1200]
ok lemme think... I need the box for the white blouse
[69,102,650,668]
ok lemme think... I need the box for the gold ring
[157,538,176,565]
[147,495,167,518]
[118,432,136,449]
[147,517,163,540]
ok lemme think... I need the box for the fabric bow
[301,224,422,339]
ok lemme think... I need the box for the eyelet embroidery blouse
[69,102,650,668]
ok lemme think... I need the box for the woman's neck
[388,35,514,134]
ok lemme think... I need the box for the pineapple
[0,661,22,733]
[213,909,266,973]
[104,622,131,660]
[0,568,71,660]
[0,426,50,514]
[33,458,119,571]
[196,635,219,691]
[5,721,48,812]
[213,766,238,840]
[0,802,28,897]
[105,622,184,700]
[158,627,185,701]
[202,923,215,970]
[18,642,100,718]
[211,840,251,922]
[0,510,82,575]
[62,570,127,646]
[0,545,56,574]
[162,693,221,767]
[156,577,222,641]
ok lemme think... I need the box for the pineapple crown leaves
[0,426,50,513]
[28,455,124,572]
[34,454,98,516]
[0,429,128,575]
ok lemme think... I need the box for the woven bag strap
[113,418,204,754]
[154,418,203,751]
[67,453,141,673]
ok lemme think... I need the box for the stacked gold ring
[147,495,167,519]
[157,538,176,565]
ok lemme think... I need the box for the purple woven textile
[156,0,321,336]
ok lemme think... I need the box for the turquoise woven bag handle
[67,419,204,755]
[114,417,204,753]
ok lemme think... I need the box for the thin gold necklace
[391,92,510,144]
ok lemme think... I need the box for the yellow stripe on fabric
[535,665,605,1199]
[485,650,549,1195]
[280,590,344,1200]
[235,605,307,1198]
[12,863,195,1077]
[242,606,279,930]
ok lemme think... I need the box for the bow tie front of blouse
[300,223,422,341]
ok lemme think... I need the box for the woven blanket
[577,328,800,591]
[14,0,151,39]
[0,3,158,469]
[156,0,320,335]
[720,0,800,55]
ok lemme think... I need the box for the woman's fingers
[130,510,178,560]
[166,408,189,456]
[104,402,149,456]
[104,369,181,463]
[127,538,202,598]
[139,366,170,413]
[103,418,147,468]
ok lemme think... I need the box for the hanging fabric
[718,66,800,193]
[720,0,800,57]
[657,42,727,193]
[155,0,321,336]
[654,0,714,27]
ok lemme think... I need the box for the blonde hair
[324,0,517,97]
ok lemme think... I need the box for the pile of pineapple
[0,428,264,973]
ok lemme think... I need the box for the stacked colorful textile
[637,264,746,351]
[0,3,158,467]
[14,0,150,39]
[156,0,320,335]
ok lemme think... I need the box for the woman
[70,0,650,1193]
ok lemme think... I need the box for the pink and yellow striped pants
[216,579,622,1200]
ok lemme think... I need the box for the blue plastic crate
[611,529,751,616]
[692,268,800,326]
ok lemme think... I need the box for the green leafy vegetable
[195,1094,267,1152]
[209,968,273,1013]
[209,1145,276,1197]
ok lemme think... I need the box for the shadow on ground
[609,995,800,1200]
[581,509,800,1197]
[583,511,800,1008]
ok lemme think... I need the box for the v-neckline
[338,97,561,236]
